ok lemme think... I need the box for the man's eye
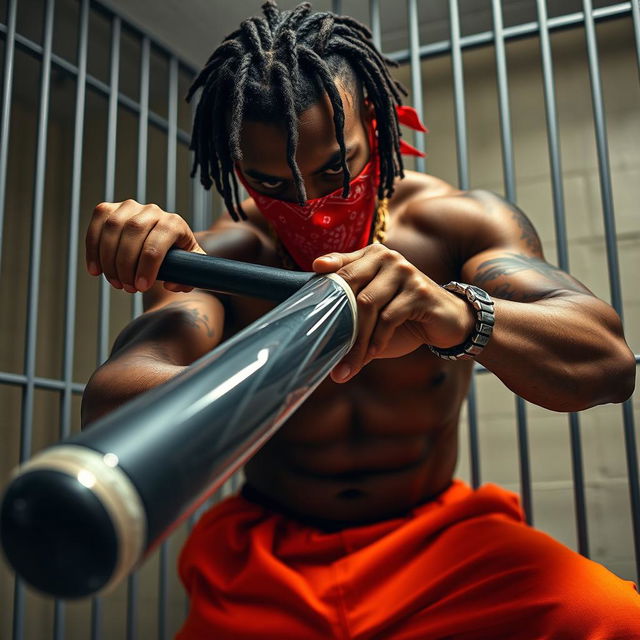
[258,179,284,189]
[324,163,344,176]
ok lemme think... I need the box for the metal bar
[0,26,193,145]
[537,0,590,558]
[466,376,481,489]
[582,0,624,318]
[449,0,480,491]
[622,399,640,581]
[55,3,90,635]
[98,16,120,367]
[93,15,121,640]
[61,0,88,441]
[157,55,178,640]
[515,397,533,524]
[331,0,342,15]
[126,34,150,640]
[569,412,589,555]
[14,3,55,638]
[633,0,640,77]
[491,0,516,201]
[369,0,381,51]
[0,371,85,391]
[132,36,149,320]
[582,0,640,579]
[385,3,633,64]
[0,0,17,272]
[407,0,426,172]
[449,0,469,190]
[491,0,533,526]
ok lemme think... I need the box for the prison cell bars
[0,1,639,639]
[384,0,639,577]
[536,0,589,555]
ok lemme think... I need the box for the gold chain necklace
[272,198,390,271]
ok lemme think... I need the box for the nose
[293,178,340,202]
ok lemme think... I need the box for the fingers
[332,265,402,382]
[86,199,203,294]
[320,245,408,382]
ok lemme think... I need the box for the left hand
[312,244,475,383]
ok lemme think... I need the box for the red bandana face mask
[235,105,427,271]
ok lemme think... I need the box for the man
[82,2,638,638]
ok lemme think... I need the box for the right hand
[86,199,206,293]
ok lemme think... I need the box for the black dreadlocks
[187,0,408,221]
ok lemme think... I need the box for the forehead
[238,82,366,171]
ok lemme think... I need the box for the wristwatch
[428,281,495,361]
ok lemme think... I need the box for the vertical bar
[582,0,640,578]
[132,37,150,320]
[331,0,342,15]
[369,0,381,50]
[55,3,90,636]
[491,0,533,525]
[467,375,481,488]
[0,0,17,270]
[127,35,150,640]
[632,0,640,79]
[449,0,482,490]
[14,2,55,639]
[190,86,205,233]
[407,0,426,172]
[157,54,178,640]
[516,397,533,524]
[93,15,121,640]
[536,0,569,268]
[536,0,589,557]
[491,0,516,201]
[98,16,121,366]
[569,412,588,554]
[449,0,469,190]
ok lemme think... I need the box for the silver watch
[428,281,495,361]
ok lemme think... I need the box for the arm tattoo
[505,202,543,254]
[467,190,543,254]
[475,253,591,301]
[166,301,215,338]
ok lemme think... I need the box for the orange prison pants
[177,480,640,639]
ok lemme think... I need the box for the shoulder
[196,197,279,266]
[393,176,543,260]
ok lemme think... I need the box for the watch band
[428,281,495,361]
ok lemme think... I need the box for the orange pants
[177,480,640,639]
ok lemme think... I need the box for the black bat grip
[157,249,315,302]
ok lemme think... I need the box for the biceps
[462,249,594,302]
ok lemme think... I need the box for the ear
[362,97,376,125]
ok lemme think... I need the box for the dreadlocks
[187,0,408,221]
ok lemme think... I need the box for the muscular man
[82,3,638,638]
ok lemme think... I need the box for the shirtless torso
[196,171,500,526]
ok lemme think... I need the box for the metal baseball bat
[0,251,357,599]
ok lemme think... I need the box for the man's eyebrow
[244,145,355,182]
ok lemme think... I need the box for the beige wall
[0,12,638,640]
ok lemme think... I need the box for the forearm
[81,351,185,427]
[477,294,635,411]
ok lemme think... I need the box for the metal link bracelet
[427,281,495,361]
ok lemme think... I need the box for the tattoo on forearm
[475,253,591,301]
